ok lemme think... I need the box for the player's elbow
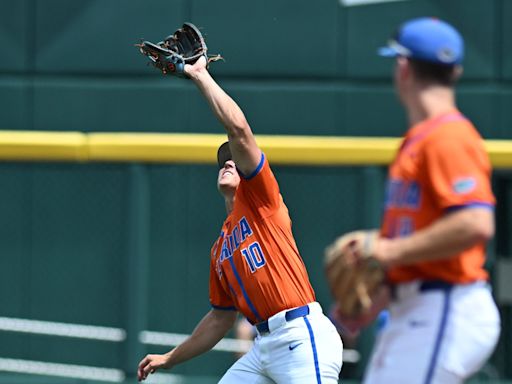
[472,219,494,243]
[227,115,251,138]
[464,208,495,244]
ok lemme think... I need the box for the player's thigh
[363,292,447,384]
[219,348,275,384]
[440,284,500,379]
[364,285,500,384]
[219,368,275,384]
[269,315,343,384]
[365,349,462,384]
[431,366,463,384]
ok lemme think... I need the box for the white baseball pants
[219,302,343,384]
[363,281,501,384]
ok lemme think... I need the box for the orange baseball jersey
[383,111,495,284]
[209,153,315,324]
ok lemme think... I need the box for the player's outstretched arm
[137,308,237,381]
[376,207,494,267]
[185,57,261,176]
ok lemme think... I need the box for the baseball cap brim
[217,141,232,168]
[378,46,399,57]
[377,40,412,58]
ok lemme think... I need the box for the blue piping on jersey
[228,282,237,296]
[240,152,265,180]
[423,287,452,384]
[304,317,322,384]
[227,282,240,309]
[228,257,262,322]
[444,202,495,214]
[211,304,237,311]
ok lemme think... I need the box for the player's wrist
[375,237,401,268]
[162,351,176,369]
[187,66,209,82]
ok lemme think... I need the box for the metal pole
[124,164,150,378]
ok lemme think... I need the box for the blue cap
[378,17,464,65]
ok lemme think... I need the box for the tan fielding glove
[325,230,386,317]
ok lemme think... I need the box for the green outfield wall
[1,0,511,382]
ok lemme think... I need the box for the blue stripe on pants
[304,316,321,384]
[423,288,452,384]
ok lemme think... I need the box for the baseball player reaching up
[137,55,343,383]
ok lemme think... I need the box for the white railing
[0,316,360,382]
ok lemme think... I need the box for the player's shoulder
[241,153,273,182]
[428,116,482,144]
[424,118,483,148]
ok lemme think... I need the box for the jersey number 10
[241,241,266,273]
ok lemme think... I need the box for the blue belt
[390,280,453,300]
[255,304,310,333]
[419,280,453,291]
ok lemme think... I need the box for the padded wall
[1,0,511,379]
[0,0,509,136]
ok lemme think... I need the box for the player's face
[217,160,241,194]
[393,57,409,104]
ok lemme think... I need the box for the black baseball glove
[136,22,222,77]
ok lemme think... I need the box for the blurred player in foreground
[330,17,501,384]
[137,56,343,382]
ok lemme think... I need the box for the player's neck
[406,85,457,127]
[224,196,235,214]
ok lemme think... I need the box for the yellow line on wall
[88,133,227,164]
[0,131,511,168]
[0,131,88,162]
[88,133,401,165]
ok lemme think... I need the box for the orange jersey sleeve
[238,153,282,218]
[209,153,315,324]
[422,127,495,210]
[384,113,495,284]
[209,241,237,310]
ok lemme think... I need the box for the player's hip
[254,302,343,352]
[366,280,500,383]
[251,302,343,382]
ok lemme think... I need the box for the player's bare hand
[137,353,172,381]
[372,236,399,267]
[184,56,208,79]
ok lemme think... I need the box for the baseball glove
[324,230,386,317]
[136,22,222,77]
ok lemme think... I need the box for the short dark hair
[408,58,460,86]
